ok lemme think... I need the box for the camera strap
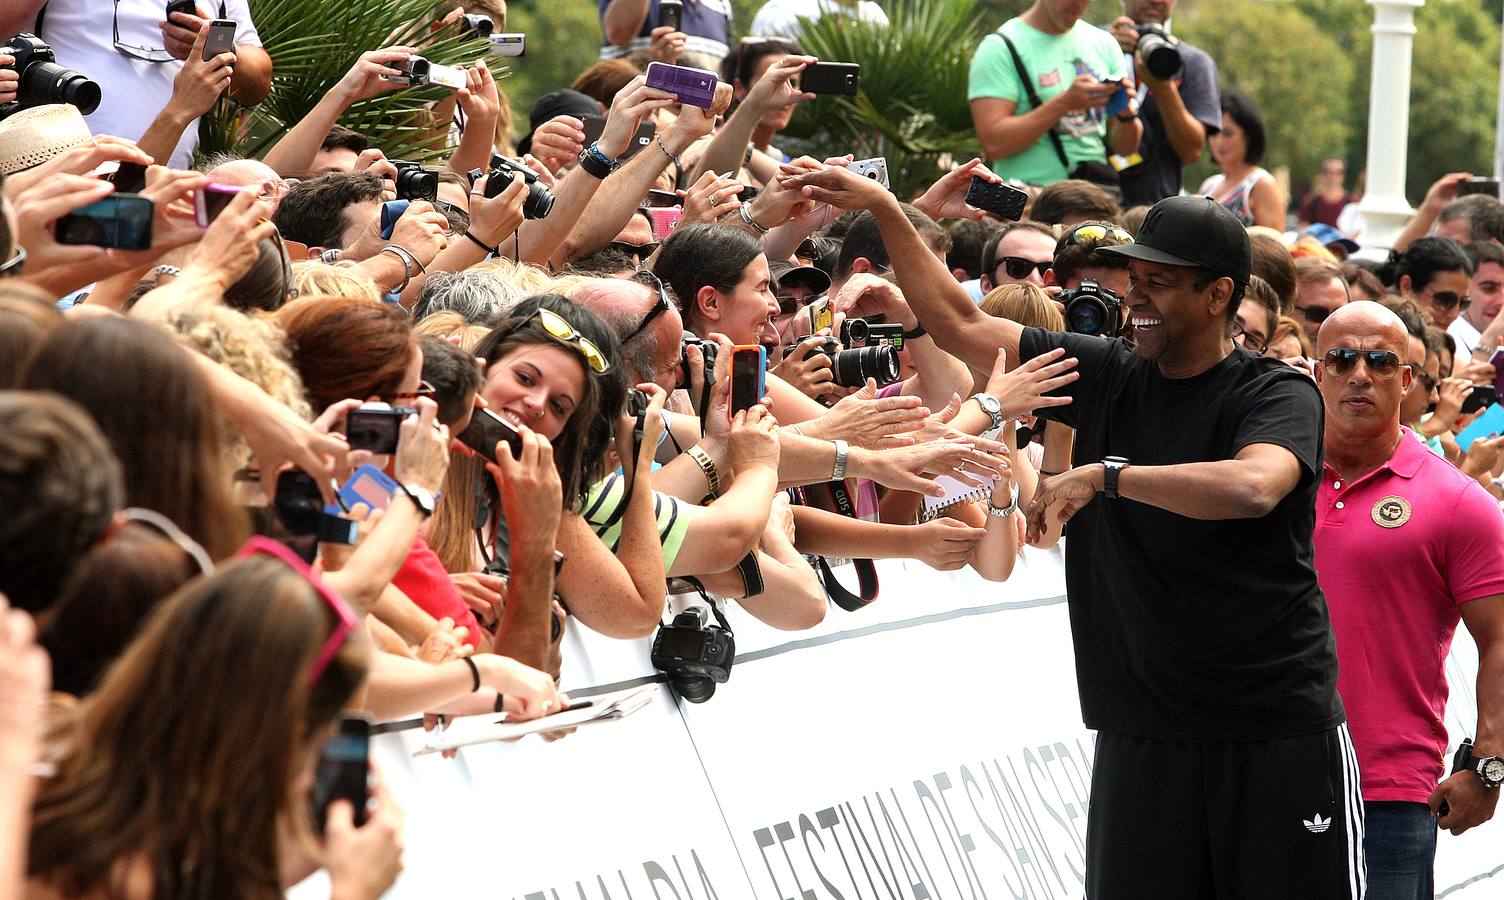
[789,481,880,611]
[599,400,650,531]
[999,34,1073,175]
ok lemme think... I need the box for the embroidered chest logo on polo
[1371,495,1412,528]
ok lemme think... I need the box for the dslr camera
[1135,23,1182,80]
[1060,278,1124,338]
[678,333,719,389]
[390,160,438,202]
[0,34,100,117]
[383,55,467,89]
[785,328,900,389]
[650,605,734,703]
[470,155,555,219]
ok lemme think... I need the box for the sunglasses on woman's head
[998,256,1052,280]
[502,307,611,374]
[1322,348,1403,379]
[389,380,437,402]
[236,536,357,687]
[1058,223,1133,250]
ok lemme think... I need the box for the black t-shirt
[1118,41,1221,208]
[1019,328,1343,741]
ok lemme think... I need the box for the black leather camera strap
[790,480,880,612]
[999,33,1074,174]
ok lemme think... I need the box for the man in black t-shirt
[781,168,1361,898]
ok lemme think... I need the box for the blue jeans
[1363,801,1436,900]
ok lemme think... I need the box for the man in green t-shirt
[968,0,1141,186]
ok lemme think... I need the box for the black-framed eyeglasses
[621,269,672,345]
[606,240,660,262]
[114,0,179,63]
[998,256,1052,280]
[0,245,26,278]
[1426,290,1471,312]
[1232,321,1267,354]
[1322,348,1403,379]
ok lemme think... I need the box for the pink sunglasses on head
[236,536,357,686]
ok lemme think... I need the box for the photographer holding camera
[1108,0,1221,207]
[1,2,272,168]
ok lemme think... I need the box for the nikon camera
[650,606,734,703]
[469,155,555,219]
[1059,278,1124,338]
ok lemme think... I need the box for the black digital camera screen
[658,628,708,660]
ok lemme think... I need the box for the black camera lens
[1066,297,1109,336]
[1136,24,1182,80]
[23,61,100,114]
[521,181,554,219]
[831,345,900,388]
[672,675,717,703]
[392,163,438,202]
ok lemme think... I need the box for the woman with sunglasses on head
[474,295,668,641]
[1379,235,1476,330]
[26,542,402,900]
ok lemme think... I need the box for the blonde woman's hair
[289,260,383,304]
[979,282,1066,332]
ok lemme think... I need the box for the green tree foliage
[1177,0,1355,197]
[498,0,609,127]
[1405,0,1499,200]
[208,0,500,161]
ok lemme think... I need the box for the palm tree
[198,0,503,162]
[780,0,986,199]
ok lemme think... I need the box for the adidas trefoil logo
[1303,813,1331,834]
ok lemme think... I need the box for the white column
[1357,0,1425,253]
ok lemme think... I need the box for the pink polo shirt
[1315,427,1504,803]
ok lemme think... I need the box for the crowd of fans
[1,0,1503,897]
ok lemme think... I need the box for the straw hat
[0,104,94,175]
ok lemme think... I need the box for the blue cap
[1302,223,1361,255]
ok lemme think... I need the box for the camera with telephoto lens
[460,13,494,36]
[650,605,734,703]
[0,34,101,117]
[678,333,719,389]
[785,331,900,389]
[390,160,439,202]
[1060,278,1124,338]
[470,155,555,219]
[1135,23,1182,80]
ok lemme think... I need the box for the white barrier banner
[291,546,1504,899]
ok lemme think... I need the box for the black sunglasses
[114,0,178,63]
[998,256,1052,280]
[1296,304,1336,324]
[1322,348,1403,379]
[1427,290,1471,312]
[606,240,661,261]
[621,269,672,344]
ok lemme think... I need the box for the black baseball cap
[517,89,600,156]
[769,260,831,296]
[1097,195,1252,287]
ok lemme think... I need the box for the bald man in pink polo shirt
[1314,301,1504,900]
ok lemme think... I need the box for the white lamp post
[1357,0,1425,252]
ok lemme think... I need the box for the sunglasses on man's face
[1427,291,1471,312]
[1296,304,1335,324]
[1322,348,1403,379]
[606,241,661,261]
[998,256,1051,280]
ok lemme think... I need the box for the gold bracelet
[687,445,721,502]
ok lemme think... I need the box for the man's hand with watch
[393,399,450,519]
[1431,738,1504,834]
[1023,455,1127,544]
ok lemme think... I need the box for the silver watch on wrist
[972,392,1008,432]
[986,483,1019,517]
[400,483,436,518]
[831,439,849,481]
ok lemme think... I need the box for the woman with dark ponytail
[1379,236,1474,329]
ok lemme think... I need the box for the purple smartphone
[645,61,717,110]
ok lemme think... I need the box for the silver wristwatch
[986,483,1019,518]
[973,392,1008,432]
